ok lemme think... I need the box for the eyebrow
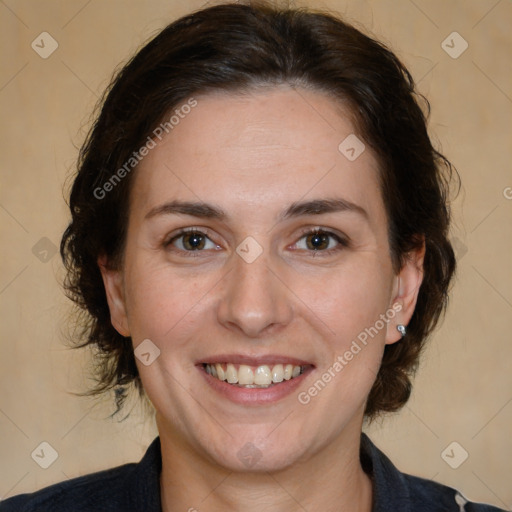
[144,198,368,222]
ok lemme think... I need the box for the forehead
[131,86,384,227]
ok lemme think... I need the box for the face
[101,85,423,472]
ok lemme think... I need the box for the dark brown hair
[61,1,457,419]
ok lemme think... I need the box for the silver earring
[397,324,406,338]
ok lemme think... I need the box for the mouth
[202,362,308,388]
[197,356,314,405]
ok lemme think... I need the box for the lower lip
[198,366,313,405]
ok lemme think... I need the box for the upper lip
[198,354,314,367]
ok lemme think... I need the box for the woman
[0,2,505,511]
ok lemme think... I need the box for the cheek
[291,256,393,340]
[123,254,218,343]
[294,264,391,421]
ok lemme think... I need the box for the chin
[202,429,312,473]
[211,444,305,474]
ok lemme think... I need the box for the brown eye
[182,232,206,250]
[305,232,330,250]
[293,229,346,253]
[167,230,219,252]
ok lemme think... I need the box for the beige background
[1,0,511,508]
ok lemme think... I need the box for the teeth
[226,363,238,384]
[254,365,271,385]
[204,363,305,386]
[215,363,226,381]
[238,365,254,385]
[272,364,284,383]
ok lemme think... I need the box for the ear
[385,240,425,345]
[98,255,130,337]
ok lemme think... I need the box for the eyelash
[293,227,349,255]
[164,227,349,257]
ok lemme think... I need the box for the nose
[216,250,293,338]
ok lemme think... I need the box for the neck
[158,417,373,512]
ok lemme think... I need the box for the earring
[397,324,407,338]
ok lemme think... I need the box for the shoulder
[0,463,136,511]
[361,434,506,512]
[403,472,506,512]
[0,438,162,512]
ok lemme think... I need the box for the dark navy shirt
[0,434,505,511]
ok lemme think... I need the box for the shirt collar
[360,432,411,511]
[129,436,162,511]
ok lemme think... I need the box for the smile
[203,363,306,388]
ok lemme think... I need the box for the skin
[100,85,424,512]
